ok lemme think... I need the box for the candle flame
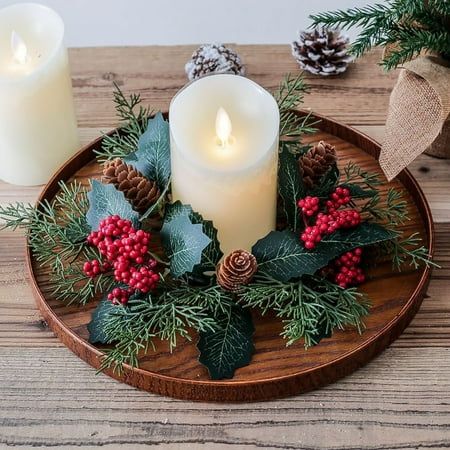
[216,107,232,147]
[11,31,28,65]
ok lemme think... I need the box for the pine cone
[298,141,337,189]
[291,28,353,76]
[185,44,245,81]
[216,250,257,292]
[103,159,160,213]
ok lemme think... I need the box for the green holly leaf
[278,147,304,231]
[252,223,396,282]
[340,183,378,199]
[87,298,117,344]
[197,304,255,380]
[191,212,223,271]
[124,112,170,189]
[161,213,211,277]
[86,180,140,231]
[164,202,223,273]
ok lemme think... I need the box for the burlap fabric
[379,56,450,180]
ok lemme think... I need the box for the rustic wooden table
[0,45,449,449]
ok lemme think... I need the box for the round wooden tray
[28,113,434,402]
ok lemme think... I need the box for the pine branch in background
[274,73,318,139]
[238,274,369,347]
[96,83,153,163]
[309,0,450,70]
[381,27,450,70]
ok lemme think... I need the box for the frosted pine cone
[291,28,353,76]
[185,44,245,81]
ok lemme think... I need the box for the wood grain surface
[0,45,449,447]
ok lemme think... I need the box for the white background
[0,0,373,47]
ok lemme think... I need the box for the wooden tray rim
[26,111,435,399]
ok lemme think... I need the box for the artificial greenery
[274,73,319,138]
[239,274,370,347]
[0,181,115,305]
[0,77,436,380]
[96,83,152,162]
[310,0,450,70]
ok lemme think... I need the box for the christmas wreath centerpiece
[0,73,435,380]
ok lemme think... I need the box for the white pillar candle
[0,3,79,186]
[170,74,279,256]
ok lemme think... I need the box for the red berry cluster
[83,259,111,277]
[333,248,365,288]
[107,287,135,305]
[299,187,361,250]
[84,215,160,304]
[326,186,351,211]
[297,196,320,217]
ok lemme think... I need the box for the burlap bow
[379,56,450,180]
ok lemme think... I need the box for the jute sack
[379,56,450,181]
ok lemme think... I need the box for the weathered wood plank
[0,347,450,448]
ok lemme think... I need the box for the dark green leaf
[161,213,211,277]
[197,304,255,379]
[87,299,118,344]
[308,164,339,197]
[340,183,378,199]
[252,223,396,282]
[278,147,304,231]
[86,180,139,231]
[124,112,170,189]
[191,212,223,271]
[164,202,223,273]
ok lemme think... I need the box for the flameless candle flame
[11,31,27,65]
[215,107,232,147]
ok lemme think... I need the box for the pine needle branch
[361,187,408,226]
[274,73,319,139]
[309,0,450,69]
[0,181,105,304]
[238,274,369,348]
[99,290,222,373]
[95,83,153,163]
[343,161,382,188]
[381,232,438,270]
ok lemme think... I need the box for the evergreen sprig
[239,274,370,347]
[361,187,408,226]
[381,232,438,271]
[96,83,153,163]
[310,0,450,70]
[0,181,112,304]
[99,285,232,372]
[274,73,319,139]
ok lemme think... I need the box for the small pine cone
[216,250,257,293]
[103,159,160,213]
[291,27,353,76]
[298,141,337,189]
[185,43,245,81]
